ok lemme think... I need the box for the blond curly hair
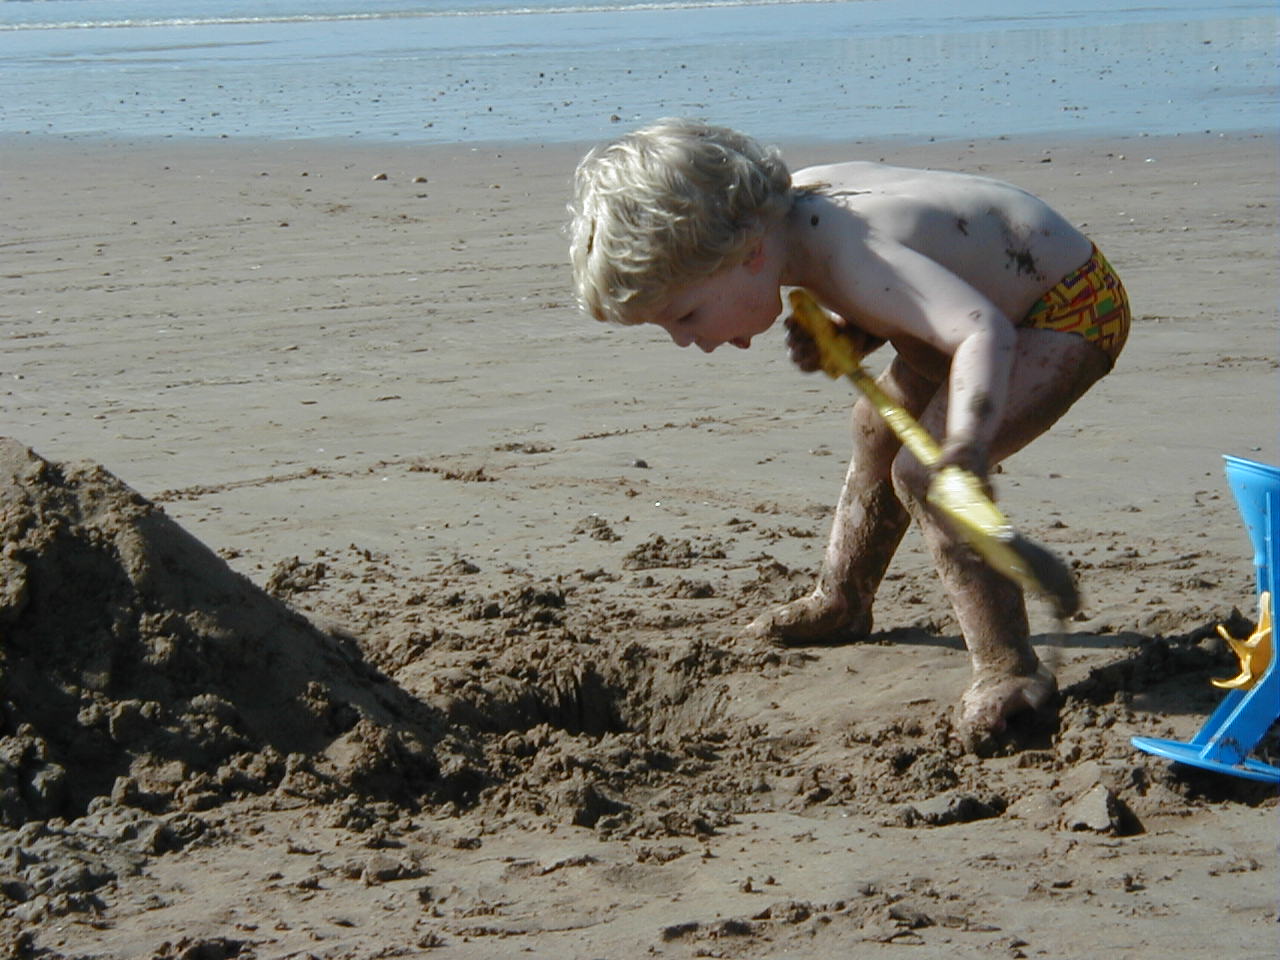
[568,118,793,325]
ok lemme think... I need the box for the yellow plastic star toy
[1212,591,1273,691]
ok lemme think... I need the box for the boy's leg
[744,356,938,645]
[891,328,1111,753]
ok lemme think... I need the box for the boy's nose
[666,328,694,349]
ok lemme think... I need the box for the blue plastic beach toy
[1131,455,1280,783]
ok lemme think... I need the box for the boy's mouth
[731,337,752,349]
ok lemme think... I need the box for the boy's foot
[955,664,1058,756]
[742,591,872,647]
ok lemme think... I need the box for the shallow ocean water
[1,0,1274,143]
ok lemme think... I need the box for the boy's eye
[676,312,695,326]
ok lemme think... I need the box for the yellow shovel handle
[787,289,943,467]
[786,288,1079,616]
[788,290,1038,590]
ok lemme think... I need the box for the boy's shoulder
[794,160,1003,196]
[793,160,905,190]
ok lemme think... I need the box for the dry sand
[1,130,1277,959]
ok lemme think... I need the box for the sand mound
[0,440,767,840]
[0,439,470,826]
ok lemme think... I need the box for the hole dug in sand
[0,438,741,835]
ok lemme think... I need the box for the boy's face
[646,243,782,353]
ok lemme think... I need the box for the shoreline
[3,122,1272,152]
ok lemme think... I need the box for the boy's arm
[832,241,1017,477]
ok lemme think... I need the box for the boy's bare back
[790,161,1092,337]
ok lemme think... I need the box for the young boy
[568,119,1129,754]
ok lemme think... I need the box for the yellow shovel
[788,288,1079,618]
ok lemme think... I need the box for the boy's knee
[851,393,917,468]
[889,453,930,506]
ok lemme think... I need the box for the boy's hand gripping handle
[786,289,1079,618]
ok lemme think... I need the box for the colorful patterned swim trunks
[1020,244,1130,366]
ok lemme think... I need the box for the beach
[2,128,1276,958]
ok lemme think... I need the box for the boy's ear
[743,238,768,275]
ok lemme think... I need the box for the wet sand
[1,130,1276,958]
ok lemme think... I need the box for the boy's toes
[955,665,1059,757]
[742,593,872,648]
